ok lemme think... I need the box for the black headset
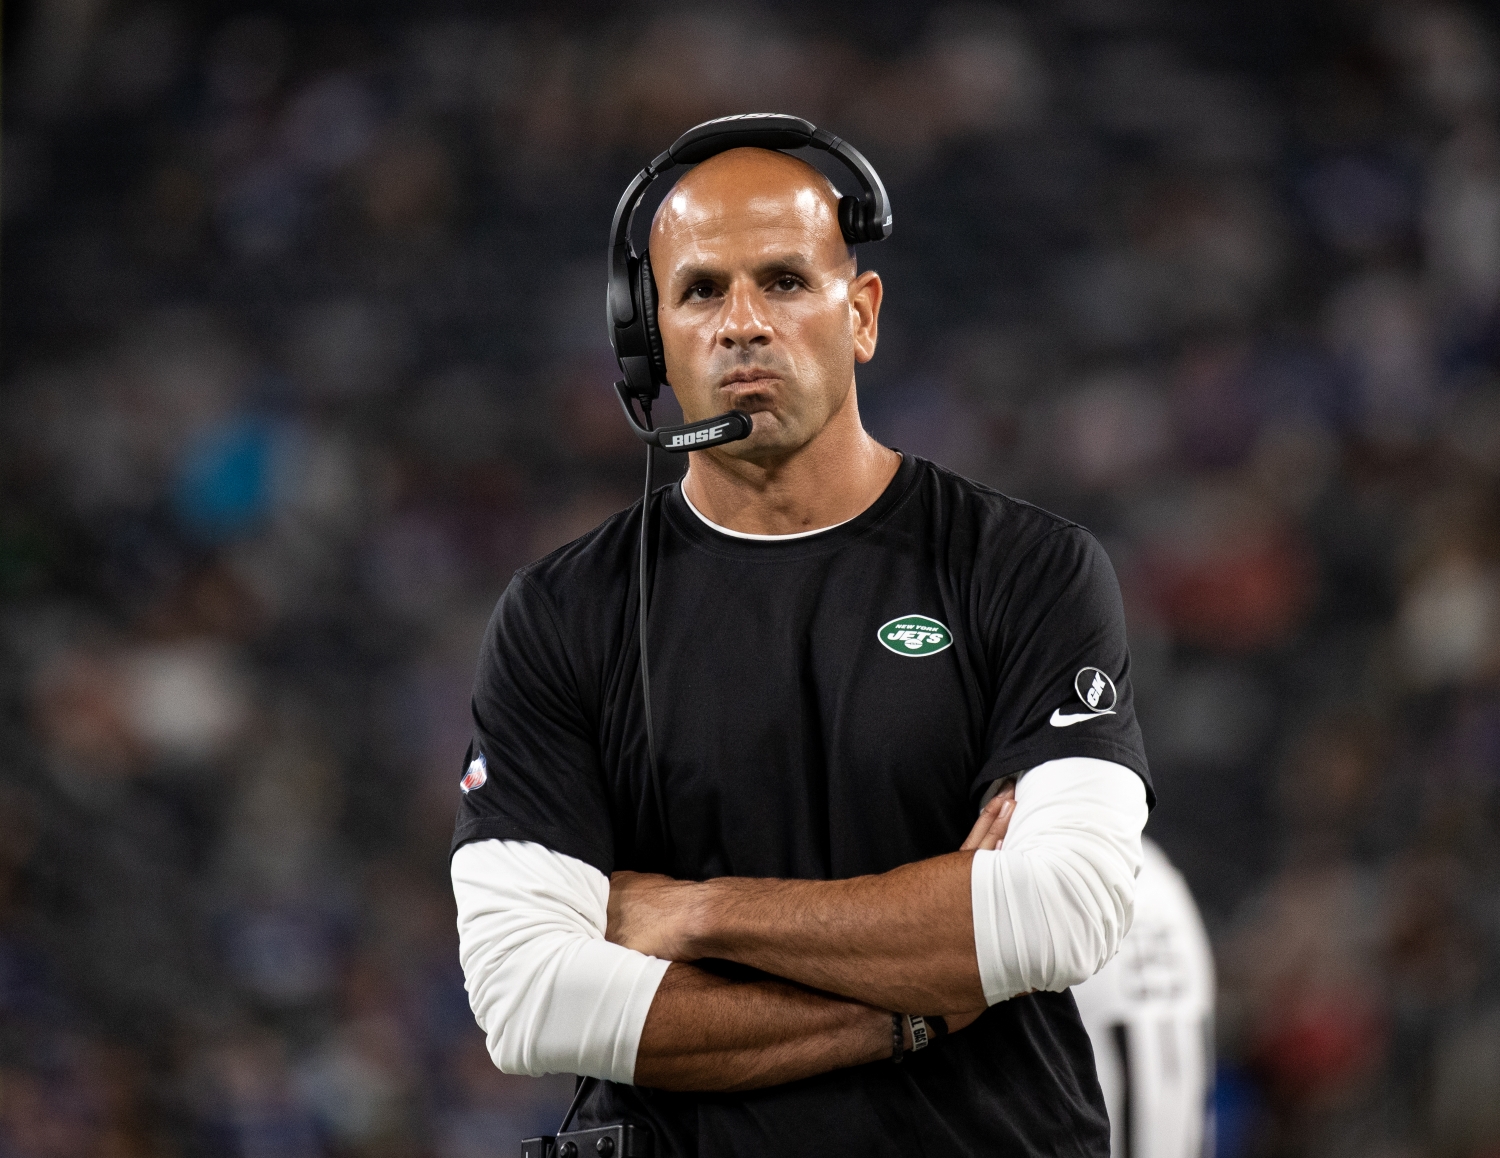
[608,112,892,449]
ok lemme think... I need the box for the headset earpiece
[611,248,660,405]
[837,196,863,245]
[639,252,667,388]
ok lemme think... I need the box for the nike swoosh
[1050,708,1116,727]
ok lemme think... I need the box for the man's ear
[850,271,882,364]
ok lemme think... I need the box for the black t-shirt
[454,454,1153,1158]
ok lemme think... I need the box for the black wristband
[891,1012,904,1064]
[928,1015,949,1038]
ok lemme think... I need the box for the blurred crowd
[5,0,1500,1154]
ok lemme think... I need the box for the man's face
[648,149,882,461]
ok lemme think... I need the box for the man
[1074,838,1216,1158]
[451,143,1153,1155]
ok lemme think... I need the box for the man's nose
[717,282,772,350]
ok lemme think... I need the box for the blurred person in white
[1074,838,1216,1158]
[451,139,1152,1156]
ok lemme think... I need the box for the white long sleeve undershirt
[970,757,1147,1005]
[451,839,669,1083]
[451,756,1146,1083]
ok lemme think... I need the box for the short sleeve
[975,526,1154,807]
[451,574,616,874]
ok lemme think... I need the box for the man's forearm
[609,792,1016,1015]
[688,851,985,1014]
[633,962,893,1091]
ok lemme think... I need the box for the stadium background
[5,1,1500,1154]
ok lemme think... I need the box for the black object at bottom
[522,1122,653,1158]
[1111,1022,1133,1158]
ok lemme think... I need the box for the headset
[609,112,892,449]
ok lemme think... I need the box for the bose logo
[667,423,729,449]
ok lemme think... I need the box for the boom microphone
[614,380,753,452]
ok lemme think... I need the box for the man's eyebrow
[672,262,725,287]
[670,254,822,287]
[752,253,818,277]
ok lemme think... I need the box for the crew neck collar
[679,484,854,541]
[663,453,917,559]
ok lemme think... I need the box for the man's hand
[961,780,1016,853]
[939,780,1017,1031]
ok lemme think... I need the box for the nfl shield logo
[460,753,488,793]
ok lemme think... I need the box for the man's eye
[685,284,716,301]
[772,276,802,292]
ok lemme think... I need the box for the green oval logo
[877,614,952,657]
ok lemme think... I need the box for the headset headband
[607,113,891,451]
[609,114,891,334]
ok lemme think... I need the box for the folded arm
[632,962,894,1091]
[452,758,1140,1091]
[454,840,920,1091]
[607,758,1147,1014]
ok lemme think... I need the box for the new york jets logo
[877,614,952,657]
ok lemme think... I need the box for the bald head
[650,148,854,274]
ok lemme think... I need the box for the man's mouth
[718,380,779,416]
[720,369,780,388]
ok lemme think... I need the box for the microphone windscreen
[655,410,752,452]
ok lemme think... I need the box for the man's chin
[711,411,807,462]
